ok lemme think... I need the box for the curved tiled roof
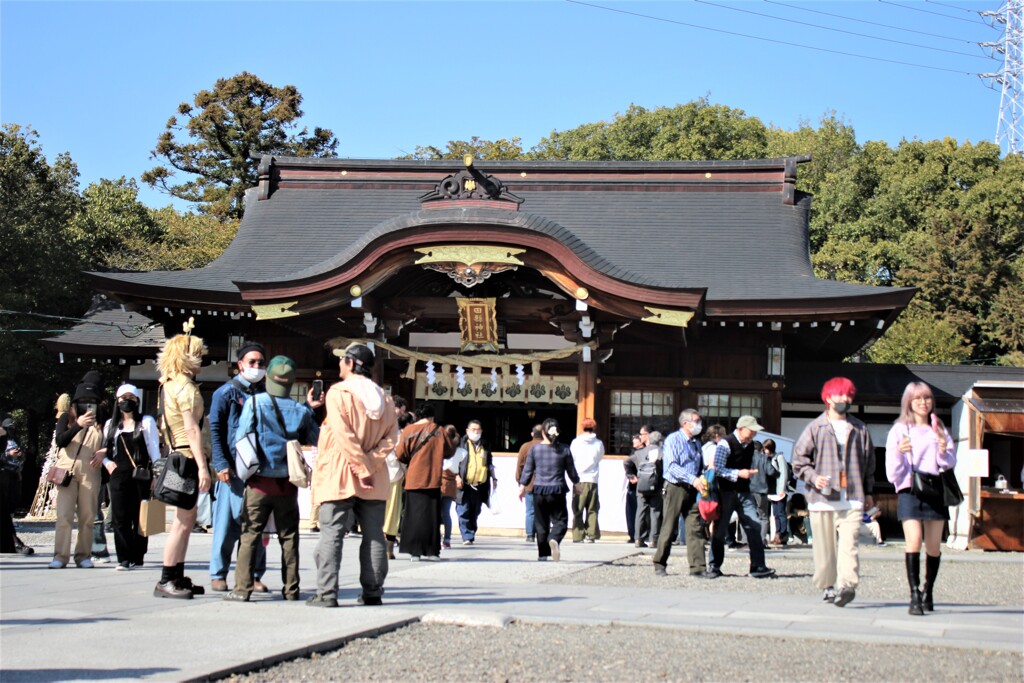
[90,157,913,307]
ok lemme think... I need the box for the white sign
[958,448,989,477]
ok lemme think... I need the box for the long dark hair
[105,398,143,446]
[542,418,560,444]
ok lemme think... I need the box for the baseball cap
[736,415,765,432]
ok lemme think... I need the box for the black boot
[923,554,941,612]
[905,553,923,616]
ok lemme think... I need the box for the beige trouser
[809,508,861,591]
[53,460,102,565]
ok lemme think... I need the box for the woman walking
[154,333,212,598]
[97,384,160,570]
[395,404,454,561]
[518,418,580,561]
[50,377,106,569]
[885,381,955,615]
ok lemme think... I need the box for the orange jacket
[312,376,399,503]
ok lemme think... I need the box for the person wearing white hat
[94,384,161,570]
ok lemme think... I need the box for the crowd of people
[2,342,959,617]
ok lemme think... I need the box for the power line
[694,0,991,60]
[879,0,992,26]
[565,0,982,76]
[925,0,983,14]
[766,0,973,43]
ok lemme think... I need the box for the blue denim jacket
[208,378,263,474]
[235,394,319,479]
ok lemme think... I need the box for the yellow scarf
[466,441,488,485]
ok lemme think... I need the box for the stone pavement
[1,533,1021,681]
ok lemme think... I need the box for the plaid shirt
[792,412,875,505]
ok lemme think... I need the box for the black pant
[0,472,16,553]
[533,492,568,558]
[108,472,148,565]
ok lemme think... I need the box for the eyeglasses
[911,396,933,403]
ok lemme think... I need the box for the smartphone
[83,403,98,415]
[311,379,324,401]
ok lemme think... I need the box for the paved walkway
[1,533,1021,681]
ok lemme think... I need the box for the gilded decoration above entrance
[251,301,299,320]
[414,245,526,288]
[418,156,524,205]
[642,306,695,327]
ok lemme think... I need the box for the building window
[609,390,675,454]
[697,393,763,431]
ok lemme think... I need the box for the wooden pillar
[577,356,598,433]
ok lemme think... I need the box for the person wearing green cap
[226,355,319,602]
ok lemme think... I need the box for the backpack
[636,458,660,494]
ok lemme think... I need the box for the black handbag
[940,469,964,507]
[153,451,199,508]
[152,389,199,509]
[911,469,943,498]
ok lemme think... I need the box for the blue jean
[210,477,265,580]
[439,496,455,542]
[625,488,637,540]
[456,485,485,542]
[771,498,789,539]
[709,490,767,572]
[524,491,535,537]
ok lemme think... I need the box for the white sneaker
[549,539,560,562]
[78,559,94,568]
[48,560,65,569]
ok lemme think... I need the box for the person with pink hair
[792,377,875,608]
[885,381,955,616]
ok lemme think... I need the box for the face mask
[241,367,266,383]
[832,401,850,415]
[467,432,482,443]
[689,421,703,436]
[117,399,136,413]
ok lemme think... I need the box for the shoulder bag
[907,426,964,506]
[46,437,82,488]
[152,388,200,509]
[120,433,151,482]
[234,395,261,482]
[269,394,311,488]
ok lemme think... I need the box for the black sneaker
[704,569,723,579]
[357,593,383,606]
[749,566,776,579]
[833,587,856,607]
[822,587,837,603]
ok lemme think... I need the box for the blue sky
[1,0,1006,210]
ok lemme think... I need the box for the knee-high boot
[922,554,941,612]
[905,553,923,616]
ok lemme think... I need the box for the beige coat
[312,376,399,504]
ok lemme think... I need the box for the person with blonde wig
[153,333,212,599]
[885,381,955,616]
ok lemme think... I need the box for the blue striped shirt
[662,429,703,485]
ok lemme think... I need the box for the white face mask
[241,367,266,383]
[467,432,482,443]
[689,421,703,436]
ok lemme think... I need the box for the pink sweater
[885,423,956,492]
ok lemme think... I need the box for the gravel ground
[227,621,1023,683]
[552,544,1024,606]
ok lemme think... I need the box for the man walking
[653,411,708,577]
[308,344,398,607]
[707,415,775,579]
[570,418,604,543]
[792,377,874,607]
[208,341,268,593]
[455,420,496,546]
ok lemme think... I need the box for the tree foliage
[403,136,525,160]
[142,72,338,221]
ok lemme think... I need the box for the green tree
[403,136,525,160]
[69,177,162,265]
[866,303,971,364]
[530,99,770,161]
[0,125,92,464]
[142,72,338,221]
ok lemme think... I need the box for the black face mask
[832,401,851,415]
[117,399,136,414]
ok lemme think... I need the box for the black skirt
[399,488,441,558]
[897,490,948,522]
